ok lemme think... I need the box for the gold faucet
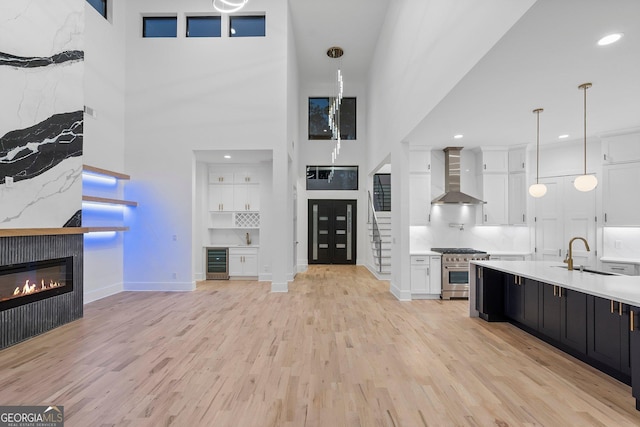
[563,237,590,270]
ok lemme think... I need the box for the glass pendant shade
[574,174,598,192]
[529,183,547,198]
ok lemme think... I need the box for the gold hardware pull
[611,300,614,313]
[631,310,635,332]
[619,302,623,316]
[558,287,562,298]
[553,286,557,297]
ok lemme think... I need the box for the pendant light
[529,108,547,197]
[574,82,598,192]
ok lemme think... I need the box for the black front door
[308,199,356,264]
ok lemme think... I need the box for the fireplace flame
[13,278,62,296]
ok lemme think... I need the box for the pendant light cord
[583,84,587,175]
[533,108,543,185]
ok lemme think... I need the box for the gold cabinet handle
[611,300,614,314]
[631,310,635,332]
[553,286,557,297]
[558,287,562,298]
[619,301,623,316]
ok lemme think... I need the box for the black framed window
[229,16,266,37]
[143,17,177,38]
[306,166,358,191]
[308,97,356,140]
[187,16,221,37]
[87,0,107,19]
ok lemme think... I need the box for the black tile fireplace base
[0,234,83,350]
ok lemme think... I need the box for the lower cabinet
[586,295,631,376]
[504,274,539,330]
[477,266,640,410]
[410,256,441,297]
[229,247,258,277]
[538,284,587,353]
[476,266,505,321]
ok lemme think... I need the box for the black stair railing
[373,174,391,212]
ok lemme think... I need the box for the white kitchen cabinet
[478,149,509,173]
[229,247,258,277]
[601,261,640,276]
[208,184,234,212]
[508,172,526,225]
[603,163,640,226]
[602,132,640,164]
[410,255,441,297]
[479,174,508,225]
[233,184,260,211]
[209,172,235,184]
[508,148,526,173]
[409,148,432,173]
[410,173,431,225]
[534,176,596,266]
[233,171,259,184]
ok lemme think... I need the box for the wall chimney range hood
[431,147,485,205]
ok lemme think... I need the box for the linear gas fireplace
[0,235,83,350]
[0,257,73,312]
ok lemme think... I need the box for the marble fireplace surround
[0,235,83,349]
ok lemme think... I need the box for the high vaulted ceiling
[289,0,640,149]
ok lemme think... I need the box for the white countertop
[471,260,640,306]
[600,256,640,264]
[410,250,441,256]
[486,251,531,256]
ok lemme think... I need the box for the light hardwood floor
[1,265,639,426]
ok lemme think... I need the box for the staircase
[373,174,391,212]
[368,191,391,279]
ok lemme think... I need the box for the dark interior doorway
[308,199,357,264]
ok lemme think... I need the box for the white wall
[83,0,127,303]
[296,81,368,270]
[366,0,536,299]
[122,0,291,291]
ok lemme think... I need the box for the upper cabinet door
[603,133,640,164]
[508,148,526,173]
[481,174,508,225]
[209,172,235,183]
[603,163,640,226]
[480,150,509,173]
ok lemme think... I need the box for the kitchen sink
[552,265,615,276]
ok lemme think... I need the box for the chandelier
[213,0,248,13]
[327,46,344,182]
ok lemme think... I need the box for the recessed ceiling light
[224,155,231,159]
[453,134,463,139]
[558,134,569,139]
[597,33,623,46]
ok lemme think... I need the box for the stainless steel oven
[432,248,489,299]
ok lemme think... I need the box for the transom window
[229,16,266,37]
[143,17,178,38]
[186,16,222,38]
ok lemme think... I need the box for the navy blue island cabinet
[474,264,640,411]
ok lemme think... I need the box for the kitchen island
[469,260,640,411]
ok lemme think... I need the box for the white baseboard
[390,281,411,301]
[259,273,272,282]
[297,263,308,273]
[123,281,196,292]
[411,293,441,300]
[84,282,123,304]
[271,281,288,293]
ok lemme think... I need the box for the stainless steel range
[431,248,490,300]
